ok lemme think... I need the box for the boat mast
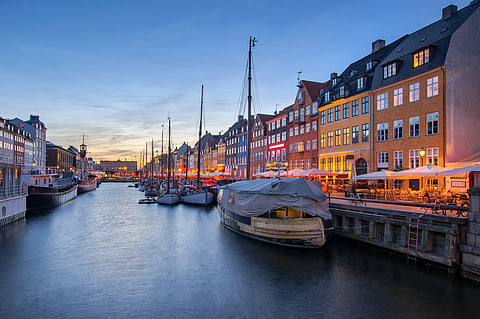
[151,139,154,180]
[185,142,188,180]
[246,36,256,180]
[167,117,171,193]
[161,124,164,178]
[197,84,203,184]
[80,134,86,179]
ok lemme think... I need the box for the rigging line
[251,56,261,115]
[235,56,249,122]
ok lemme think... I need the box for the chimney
[442,5,457,19]
[330,72,337,80]
[371,39,386,53]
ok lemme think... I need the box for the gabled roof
[256,113,275,125]
[371,2,480,89]
[301,80,330,101]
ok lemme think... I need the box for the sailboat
[216,37,333,248]
[157,117,179,205]
[77,135,97,194]
[179,84,214,206]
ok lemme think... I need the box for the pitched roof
[371,2,480,89]
[301,80,330,101]
[256,113,275,124]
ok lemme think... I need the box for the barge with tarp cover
[217,177,333,248]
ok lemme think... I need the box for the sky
[0,0,473,162]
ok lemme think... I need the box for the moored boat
[217,177,333,248]
[25,171,78,210]
[77,135,97,194]
[157,117,179,205]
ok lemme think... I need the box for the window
[294,126,299,136]
[393,119,403,140]
[352,126,359,144]
[394,151,403,169]
[294,110,299,120]
[312,139,317,150]
[300,125,304,135]
[409,116,420,138]
[328,158,333,171]
[413,48,430,68]
[335,157,341,171]
[333,78,337,86]
[306,159,311,170]
[383,62,397,79]
[357,77,365,90]
[289,144,293,153]
[289,128,293,137]
[361,96,369,114]
[327,131,334,147]
[409,149,420,168]
[320,111,326,125]
[320,134,326,148]
[276,133,280,142]
[282,117,286,126]
[427,76,439,98]
[335,105,341,121]
[343,103,349,119]
[335,130,341,146]
[393,88,403,106]
[312,102,318,115]
[366,61,373,71]
[339,86,345,98]
[289,111,293,122]
[306,105,311,116]
[300,108,305,122]
[300,160,304,169]
[327,108,333,123]
[306,123,310,133]
[362,123,369,143]
[297,91,304,104]
[306,140,311,151]
[282,131,286,141]
[352,100,359,117]
[312,121,317,132]
[377,152,389,168]
[377,122,389,142]
[409,82,420,102]
[376,93,388,110]
[343,128,350,145]
[427,112,439,135]
[325,91,330,102]
[427,147,439,166]
[320,158,326,170]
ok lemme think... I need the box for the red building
[250,113,274,177]
[287,80,330,170]
[266,106,290,168]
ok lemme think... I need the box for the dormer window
[325,91,330,102]
[297,91,304,104]
[413,48,430,68]
[357,77,365,90]
[366,61,373,71]
[383,62,397,79]
[332,78,338,86]
[339,86,345,98]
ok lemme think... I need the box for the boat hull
[217,204,333,249]
[78,179,97,194]
[27,185,78,210]
[156,193,179,205]
[180,191,214,206]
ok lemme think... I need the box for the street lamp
[419,146,426,190]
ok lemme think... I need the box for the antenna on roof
[274,104,280,115]
[297,71,303,88]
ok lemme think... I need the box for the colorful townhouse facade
[251,113,274,176]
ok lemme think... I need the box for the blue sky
[0,0,472,161]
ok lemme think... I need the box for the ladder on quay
[407,214,423,263]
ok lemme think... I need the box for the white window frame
[377,152,389,169]
[376,93,388,111]
[393,88,403,106]
[377,122,389,142]
[409,82,420,102]
[427,76,439,98]
[393,150,403,169]
[409,116,420,138]
[393,119,403,140]
[427,112,439,135]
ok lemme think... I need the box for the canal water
[0,183,478,318]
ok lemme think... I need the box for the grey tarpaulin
[218,177,331,219]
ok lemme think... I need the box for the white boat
[157,117,179,205]
[180,188,214,206]
[217,177,333,248]
[179,85,214,206]
[156,193,180,205]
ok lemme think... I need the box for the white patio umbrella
[287,169,305,177]
[437,164,480,177]
[352,170,395,180]
[390,164,450,178]
[298,168,338,177]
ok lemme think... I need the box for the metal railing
[328,194,469,218]
[0,183,28,200]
